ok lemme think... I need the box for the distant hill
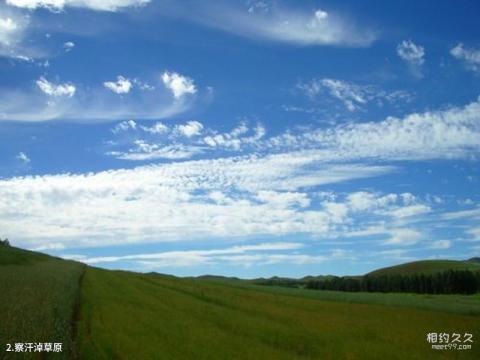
[195,274,242,281]
[367,259,480,276]
[220,259,480,286]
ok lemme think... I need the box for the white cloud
[0,145,463,254]
[466,227,480,241]
[203,123,265,150]
[108,121,266,161]
[0,17,18,45]
[0,152,394,249]
[104,75,132,94]
[298,78,412,112]
[247,1,269,14]
[110,142,204,160]
[450,43,480,73]
[141,122,168,134]
[323,202,349,223]
[0,73,194,122]
[347,192,379,211]
[396,40,425,78]
[0,5,38,59]
[386,204,431,219]
[77,242,306,266]
[429,240,451,250]
[441,207,480,221]
[16,152,30,163]
[111,119,137,134]
[133,79,155,91]
[256,190,311,209]
[6,0,151,12]
[385,228,422,246]
[63,41,75,52]
[32,243,66,251]
[107,96,480,164]
[396,40,425,66]
[339,191,430,226]
[179,4,376,47]
[376,248,414,261]
[344,225,390,239]
[108,120,206,160]
[161,71,197,99]
[66,245,354,269]
[347,192,398,211]
[36,77,76,97]
[266,96,480,162]
[176,120,203,137]
[309,78,366,111]
[211,253,326,267]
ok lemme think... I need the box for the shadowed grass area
[78,268,480,359]
[0,246,85,359]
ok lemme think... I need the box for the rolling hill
[1,245,479,359]
[367,259,480,276]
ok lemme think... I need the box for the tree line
[305,269,480,295]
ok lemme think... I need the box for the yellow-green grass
[78,268,480,359]
[205,279,480,316]
[0,246,85,359]
[368,260,480,276]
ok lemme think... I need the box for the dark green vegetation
[306,269,480,294]
[0,245,85,359]
[253,260,480,295]
[367,260,480,276]
[1,245,479,359]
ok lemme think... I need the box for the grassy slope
[367,260,480,276]
[2,246,479,359]
[0,246,85,359]
[206,279,480,316]
[78,268,480,359]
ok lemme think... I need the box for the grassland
[1,246,479,359]
[368,260,480,276]
[0,246,85,359]
[77,268,480,359]
[206,278,480,316]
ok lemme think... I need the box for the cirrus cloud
[6,0,151,12]
[158,2,377,47]
[0,71,199,122]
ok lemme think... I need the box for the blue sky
[1,0,479,278]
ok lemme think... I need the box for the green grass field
[205,279,480,316]
[0,246,85,359]
[1,246,479,359]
